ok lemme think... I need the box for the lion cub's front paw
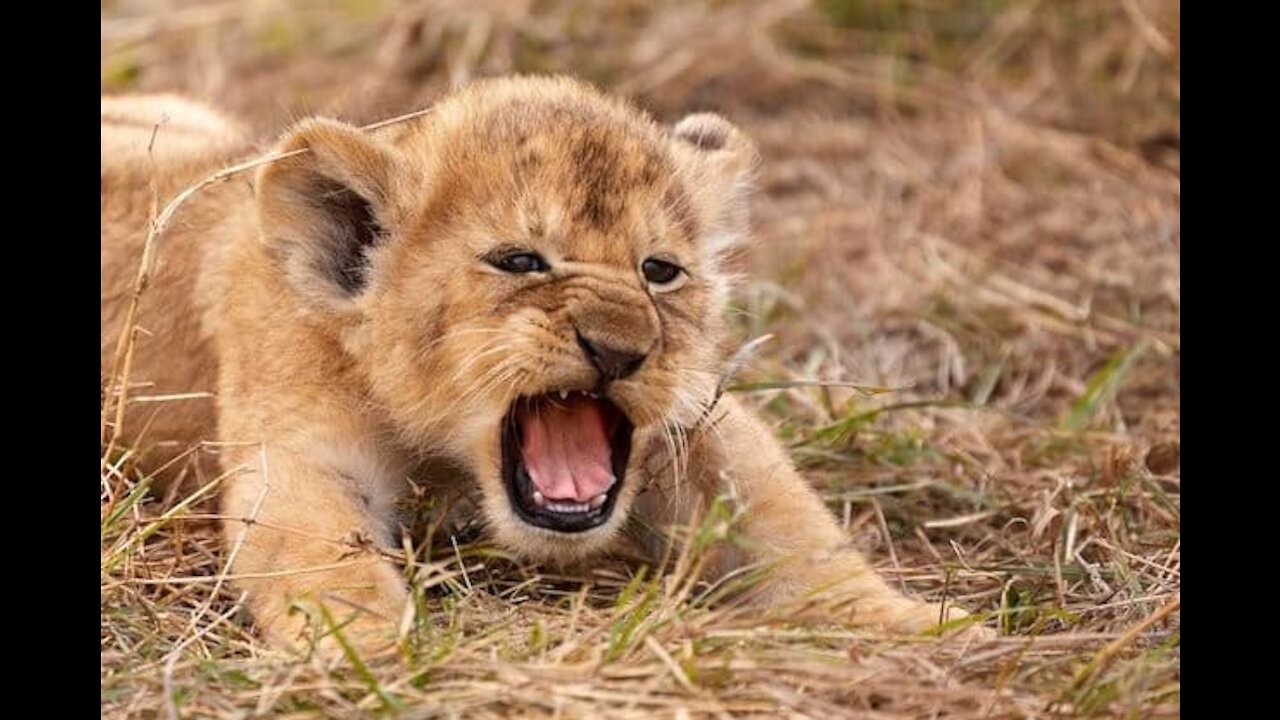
[297,600,405,660]
[255,559,411,660]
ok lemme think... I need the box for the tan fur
[101,77,979,654]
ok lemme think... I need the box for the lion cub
[101,77,977,653]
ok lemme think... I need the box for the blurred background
[102,2,1179,714]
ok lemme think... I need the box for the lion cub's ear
[669,113,759,256]
[256,118,407,312]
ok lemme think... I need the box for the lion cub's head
[255,76,756,558]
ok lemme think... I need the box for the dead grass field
[101,1,1180,717]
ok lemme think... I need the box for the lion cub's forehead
[400,84,699,258]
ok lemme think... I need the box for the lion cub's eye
[641,257,686,290]
[488,251,549,274]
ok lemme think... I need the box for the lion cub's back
[101,95,249,464]
[101,94,247,212]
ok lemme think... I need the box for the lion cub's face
[256,78,755,559]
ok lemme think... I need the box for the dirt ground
[101,1,1180,717]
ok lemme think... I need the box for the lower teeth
[533,495,608,514]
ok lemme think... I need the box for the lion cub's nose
[576,331,647,381]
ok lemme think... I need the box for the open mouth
[501,390,634,533]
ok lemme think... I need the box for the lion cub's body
[102,78,974,653]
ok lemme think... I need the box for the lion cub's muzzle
[497,280,659,533]
[501,390,634,533]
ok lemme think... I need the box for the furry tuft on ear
[673,113,731,151]
[256,119,406,311]
[669,113,759,259]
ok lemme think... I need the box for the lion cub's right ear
[668,113,759,259]
[256,119,408,313]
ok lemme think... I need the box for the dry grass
[101,1,1179,717]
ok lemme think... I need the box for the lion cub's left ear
[669,113,760,255]
[256,118,409,313]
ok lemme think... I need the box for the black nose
[576,331,647,381]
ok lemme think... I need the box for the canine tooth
[532,491,546,507]
[590,494,606,509]
[558,389,568,400]
[587,391,599,399]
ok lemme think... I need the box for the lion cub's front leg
[652,395,971,634]
[219,430,410,656]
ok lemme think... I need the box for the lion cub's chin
[481,490,634,564]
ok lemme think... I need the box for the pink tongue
[517,396,616,502]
